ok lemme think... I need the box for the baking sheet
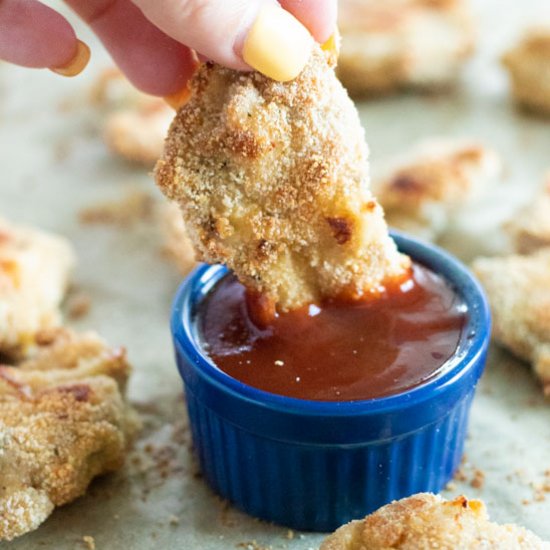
[1,0,550,547]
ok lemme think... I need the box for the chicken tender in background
[91,69,174,167]
[321,493,549,550]
[372,140,501,241]
[0,328,139,541]
[160,203,196,276]
[472,250,550,395]
[156,47,409,312]
[505,173,550,254]
[0,218,75,359]
[337,0,475,97]
[503,27,550,117]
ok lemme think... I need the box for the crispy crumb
[66,292,92,320]
[79,190,154,226]
[236,542,271,550]
[470,469,485,489]
[82,535,96,550]
[168,515,180,526]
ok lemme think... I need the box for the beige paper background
[1,0,550,547]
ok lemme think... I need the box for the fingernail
[322,29,340,66]
[164,84,192,110]
[50,39,90,77]
[242,4,313,82]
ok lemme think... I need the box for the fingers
[132,0,322,81]
[0,0,78,69]
[279,0,337,43]
[65,0,197,96]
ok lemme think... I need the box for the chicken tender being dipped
[156,46,410,314]
[0,328,139,541]
[0,218,75,359]
[321,493,549,549]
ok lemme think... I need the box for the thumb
[132,0,315,81]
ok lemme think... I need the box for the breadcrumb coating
[0,217,75,358]
[0,328,139,541]
[321,493,549,549]
[92,68,173,167]
[156,47,409,311]
[160,203,196,276]
[505,173,550,254]
[503,27,550,116]
[337,0,475,97]
[472,250,550,395]
[373,139,501,240]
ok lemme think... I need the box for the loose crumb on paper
[67,291,92,320]
[82,535,96,550]
[78,190,155,227]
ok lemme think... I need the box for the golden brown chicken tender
[505,173,550,254]
[472,250,550,395]
[373,139,501,240]
[0,218,75,358]
[156,47,409,312]
[321,493,549,550]
[502,27,550,117]
[0,328,139,541]
[337,0,475,97]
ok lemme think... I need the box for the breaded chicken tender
[337,0,475,97]
[156,46,409,312]
[373,140,501,240]
[321,493,549,550]
[0,328,139,541]
[92,69,174,166]
[505,173,550,254]
[0,218,75,358]
[472,250,550,395]
[160,203,196,276]
[503,27,550,116]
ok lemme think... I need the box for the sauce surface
[199,264,467,401]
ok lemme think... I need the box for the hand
[0,0,336,98]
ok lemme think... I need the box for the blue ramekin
[171,233,491,532]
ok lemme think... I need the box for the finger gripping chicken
[156,47,409,311]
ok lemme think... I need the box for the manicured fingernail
[322,29,341,66]
[50,39,90,77]
[242,5,313,82]
[164,84,192,110]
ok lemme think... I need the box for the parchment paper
[1,1,550,548]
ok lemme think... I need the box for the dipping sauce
[199,264,467,401]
